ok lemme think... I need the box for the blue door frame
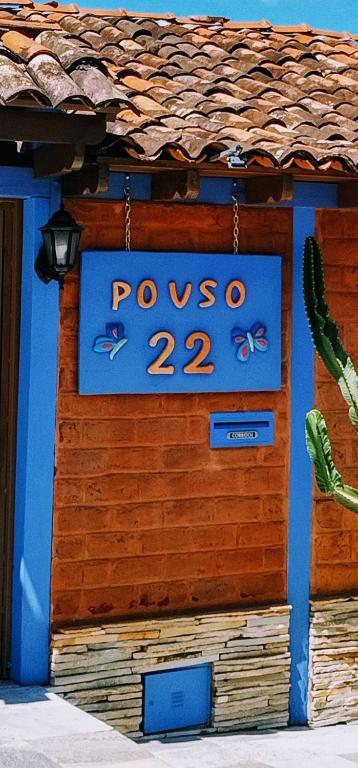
[0,168,60,683]
[0,167,338,710]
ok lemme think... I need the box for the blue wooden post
[288,205,315,723]
[4,174,61,684]
[288,182,337,723]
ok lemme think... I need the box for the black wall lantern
[35,206,83,289]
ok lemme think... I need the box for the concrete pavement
[146,722,358,768]
[0,683,168,768]
[0,682,357,768]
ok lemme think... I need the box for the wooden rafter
[151,170,200,201]
[33,143,85,178]
[0,108,106,146]
[245,175,293,204]
[338,182,358,207]
[62,164,109,195]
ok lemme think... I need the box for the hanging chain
[124,174,131,252]
[232,180,240,255]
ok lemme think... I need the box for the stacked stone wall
[309,596,358,726]
[51,606,291,737]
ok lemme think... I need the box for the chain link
[124,174,131,252]
[232,181,240,255]
[124,174,239,253]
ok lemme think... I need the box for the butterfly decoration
[231,322,269,362]
[93,323,128,361]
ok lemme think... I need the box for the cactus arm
[303,236,358,432]
[303,236,358,515]
[337,359,358,431]
[306,409,358,514]
[306,409,342,493]
[303,236,347,381]
[334,485,358,514]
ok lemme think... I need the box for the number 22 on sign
[147,331,214,375]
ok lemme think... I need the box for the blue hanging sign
[79,251,282,394]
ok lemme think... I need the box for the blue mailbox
[210,410,274,448]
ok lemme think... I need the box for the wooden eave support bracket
[62,163,109,195]
[151,170,200,201]
[245,174,293,204]
[33,142,86,178]
[0,108,106,145]
[338,182,358,207]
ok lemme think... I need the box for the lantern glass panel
[42,230,55,265]
[53,230,70,266]
[69,231,81,266]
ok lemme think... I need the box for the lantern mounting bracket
[35,246,56,285]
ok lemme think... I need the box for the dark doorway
[0,200,22,678]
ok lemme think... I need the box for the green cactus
[303,236,358,513]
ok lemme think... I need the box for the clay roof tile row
[0,3,357,170]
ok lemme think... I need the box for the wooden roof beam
[101,157,355,182]
[0,107,106,146]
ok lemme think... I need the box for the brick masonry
[309,596,358,727]
[52,201,292,624]
[50,605,291,737]
[311,210,358,596]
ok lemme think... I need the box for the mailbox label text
[227,430,258,440]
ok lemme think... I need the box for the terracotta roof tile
[71,64,131,108]
[0,6,357,170]
[114,106,150,127]
[0,52,48,104]
[0,0,31,5]
[35,30,85,58]
[27,51,92,106]
[131,91,170,117]
[0,9,18,19]
[2,29,55,61]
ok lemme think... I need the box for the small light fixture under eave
[210,144,248,169]
[35,206,83,289]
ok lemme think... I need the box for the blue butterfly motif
[93,323,128,361]
[231,322,269,363]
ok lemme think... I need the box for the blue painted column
[11,182,60,683]
[287,182,337,723]
[288,205,315,724]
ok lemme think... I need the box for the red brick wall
[51,200,292,625]
[311,210,358,595]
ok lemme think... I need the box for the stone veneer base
[309,596,358,727]
[50,605,291,738]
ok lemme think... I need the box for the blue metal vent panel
[210,410,274,448]
[143,664,211,734]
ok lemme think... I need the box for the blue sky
[82,0,358,33]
